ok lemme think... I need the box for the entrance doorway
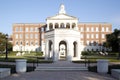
[59,41,67,60]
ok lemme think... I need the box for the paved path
[0,61,118,80]
[1,71,116,80]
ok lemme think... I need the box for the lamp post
[5,34,8,60]
[118,32,120,60]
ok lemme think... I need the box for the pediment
[47,14,78,20]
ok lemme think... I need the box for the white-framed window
[30,27,34,32]
[20,27,23,32]
[35,41,38,45]
[87,34,90,39]
[20,41,22,45]
[26,41,29,45]
[80,27,84,32]
[15,34,18,39]
[25,27,29,32]
[86,27,89,32]
[96,27,99,32]
[91,34,94,39]
[96,34,98,39]
[91,27,94,32]
[41,27,44,32]
[25,34,29,39]
[30,41,33,45]
[102,34,105,39]
[15,27,19,32]
[106,27,109,32]
[16,41,18,45]
[80,34,83,39]
[30,34,33,39]
[19,34,23,39]
[35,27,39,32]
[102,27,104,32]
[35,34,38,39]
[86,41,89,45]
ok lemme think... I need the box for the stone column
[70,23,72,29]
[45,40,49,60]
[53,41,59,61]
[47,23,49,31]
[67,41,73,61]
[53,23,55,29]
[97,59,109,73]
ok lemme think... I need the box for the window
[91,34,94,39]
[16,42,18,45]
[35,27,39,32]
[15,27,19,32]
[86,41,89,45]
[26,27,29,32]
[30,27,34,32]
[80,27,84,32]
[96,34,98,39]
[35,34,38,39]
[20,41,22,45]
[96,27,99,32]
[25,34,29,39]
[91,27,94,32]
[35,41,38,45]
[26,41,29,45]
[87,34,90,39]
[102,27,104,32]
[30,34,33,39]
[16,34,18,39]
[20,27,23,32]
[41,27,44,32]
[86,27,89,32]
[30,41,33,45]
[80,34,83,39]
[106,27,109,32]
[19,34,23,39]
[102,34,105,39]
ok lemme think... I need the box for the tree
[104,29,120,52]
[0,32,12,53]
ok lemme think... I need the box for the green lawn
[0,52,53,63]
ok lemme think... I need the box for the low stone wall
[0,68,11,78]
[111,69,120,80]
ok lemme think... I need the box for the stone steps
[35,67,88,71]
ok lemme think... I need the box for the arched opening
[49,23,53,30]
[48,40,53,59]
[72,23,76,29]
[60,23,64,28]
[66,23,70,29]
[59,41,67,60]
[55,23,59,28]
[73,41,77,57]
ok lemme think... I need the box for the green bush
[81,51,89,55]
[36,52,43,56]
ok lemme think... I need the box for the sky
[0,0,120,35]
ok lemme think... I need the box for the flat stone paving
[0,61,117,80]
[1,71,116,80]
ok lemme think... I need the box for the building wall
[13,23,43,51]
[12,23,112,52]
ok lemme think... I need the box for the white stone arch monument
[44,4,82,61]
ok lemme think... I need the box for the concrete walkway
[0,61,117,80]
[1,71,116,80]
